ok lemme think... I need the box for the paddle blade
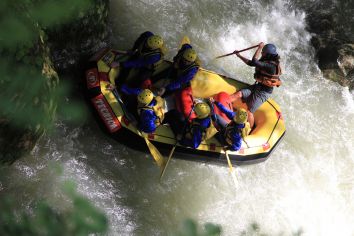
[225,151,239,188]
[159,145,177,180]
[144,137,166,170]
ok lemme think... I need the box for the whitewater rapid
[1,0,353,235]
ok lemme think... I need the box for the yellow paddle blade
[225,151,239,188]
[159,145,176,180]
[179,36,191,48]
[144,136,166,170]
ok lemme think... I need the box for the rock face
[0,0,110,164]
[301,0,354,89]
[47,0,110,75]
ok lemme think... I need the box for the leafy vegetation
[0,0,92,163]
[0,181,108,236]
[175,219,222,236]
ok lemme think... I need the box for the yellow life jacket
[137,96,165,126]
[254,60,282,87]
[184,118,218,141]
[241,122,251,138]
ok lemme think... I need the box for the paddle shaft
[215,44,259,59]
[160,105,195,180]
[112,87,165,169]
[225,150,239,187]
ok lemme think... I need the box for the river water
[1,0,354,235]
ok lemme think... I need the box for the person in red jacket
[158,44,200,120]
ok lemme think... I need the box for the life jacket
[184,118,218,141]
[223,121,245,146]
[137,96,165,126]
[135,39,163,70]
[173,62,199,88]
[254,60,282,87]
[241,122,251,138]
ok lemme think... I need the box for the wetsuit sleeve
[214,101,235,120]
[165,66,198,91]
[191,127,203,149]
[122,54,161,68]
[229,131,242,151]
[121,84,142,95]
[139,109,157,133]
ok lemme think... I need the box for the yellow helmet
[182,48,197,62]
[137,89,154,105]
[194,102,211,119]
[146,35,163,50]
[234,108,248,124]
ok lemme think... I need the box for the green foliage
[175,219,222,236]
[0,0,91,128]
[0,0,92,163]
[0,181,108,236]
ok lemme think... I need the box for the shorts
[241,83,273,113]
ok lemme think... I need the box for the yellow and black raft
[85,48,286,165]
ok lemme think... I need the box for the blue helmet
[262,44,277,55]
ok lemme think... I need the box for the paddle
[224,150,239,188]
[159,105,195,180]
[111,87,166,170]
[215,44,259,59]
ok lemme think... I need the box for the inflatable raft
[85,48,286,165]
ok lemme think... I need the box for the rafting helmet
[146,35,163,50]
[194,102,211,119]
[262,44,277,56]
[234,108,248,124]
[137,89,154,105]
[182,48,197,62]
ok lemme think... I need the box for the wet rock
[298,0,354,89]
[0,0,110,164]
[47,0,110,75]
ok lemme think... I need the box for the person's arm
[191,127,203,149]
[252,42,264,61]
[214,101,235,120]
[235,42,264,66]
[121,84,142,96]
[165,66,198,91]
[229,131,242,151]
[139,109,157,133]
[236,53,252,65]
[122,54,161,68]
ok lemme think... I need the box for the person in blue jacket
[158,44,200,119]
[121,85,165,133]
[118,31,166,88]
[212,100,250,151]
[179,102,217,149]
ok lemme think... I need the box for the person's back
[121,86,165,133]
[213,102,250,151]
[160,44,200,119]
[119,31,166,88]
[180,102,217,149]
